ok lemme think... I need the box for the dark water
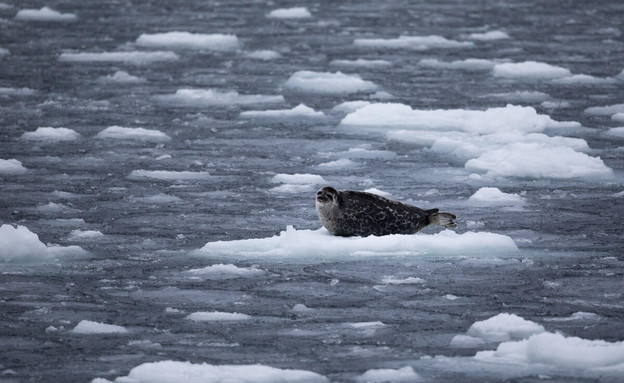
[1,1,623,382]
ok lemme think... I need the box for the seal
[315,186,457,237]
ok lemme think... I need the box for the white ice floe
[194,226,518,259]
[136,32,240,51]
[363,188,391,197]
[467,30,510,41]
[332,101,372,114]
[185,264,266,280]
[318,158,357,169]
[381,276,425,284]
[468,187,525,206]
[418,58,498,71]
[358,366,420,383]
[92,360,328,383]
[267,7,312,19]
[585,103,624,116]
[285,71,378,94]
[0,87,37,96]
[15,6,76,21]
[100,71,146,84]
[612,113,624,122]
[545,311,602,322]
[605,127,624,138]
[551,74,616,85]
[291,304,315,314]
[240,104,324,119]
[0,159,27,175]
[0,224,85,262]
[96,126,171,143]
[59,51,179,64]
[129,170,211,181]
[21,127,81,142]
[71,320,128,334]
[329,58,392,68]
[155,88,284,106]
[244,50,281,60]
[0,48,9,55]
[492,61,572,80]
[271,173,327,185]
[67,230,104,241]
[186,311,251,322]
[354,35,473,50]
[466,313,545,343]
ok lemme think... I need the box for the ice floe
[15,6,77,21]
[380,276,425,284]
[354,35,473,50]
[329,58,392,68]
[67,230,104,241]
[468,187,525,206]
[244,50,281,60]
[96,126,171,142]
[612,113,624,122]
[332,101,372,114]
[284,71,378,94]
[71,320,128,334]
[585,103,624,116]
[551,74,616,85]
[0,159,27,175]
[59,51,179,64]
[92,360,328,383]
[0,87,37,96]
[318,158,357,169]
[185,264,266,280]
[132,194,182,204]
[155,88,284,106]
[363,188,391,197]
[418,58,498,71]
[465,313,545,343]
[492,61,572,80]
[128,170,211,181]
[271,174,327,193]
[194,226,518,260]
[267,7,312,19]
[240,104,324,119]
[605,127,624,138]
[467,30,510,40]
[0,48,9,55]
[358,366,420,383]
[136,32,240,51]
[100,71,146,84]
[0,224,85,262]
[186,311,251,322]
[21,127,81,142]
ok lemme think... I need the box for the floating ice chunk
[186,311,251,322]
[155,88,284,106]
[94,360,328,383]
[96,126,171,143]
[100,71,146,84]
[271,173,327,185]
[484,91,551,103]
[0,224,48,262]
[450,334,486,348]
[585,103,624,116]
[240,104,325,118]
[267,7,312,19]
[545,312,602,322]
[59,51,178,64]
[332,101,371,114]
[291,304,315,314]
[381,276,425,284]
[21,127,81,142]
[318,158,357,169]
[195,226,518,259]
[136,32,240,51]
[468,187,525,206]
[67,230,104,241]
[133,194,182,203]
[354,35,474,50]
[185,264,266,280]
[244,50,281,60]
[0,48,9,55]
[605,127,624,138]
[612,113,624,122]
[358,366,420,383]
[466,313,545,343]
[0,158,27,175]
[492,61,572,80]
[330,59,392,68]
[0,87,37,96]
[418,58,497,71]
[348,321,386,329]
[129,170,211,181]
[467,30,510,40]
[71,320,128,334]
[465,143,613,180]
[15,6,77,21]
[285,71,378,94]
[363,188,391,197]
[370,91,393,100]
[551,74,616,85]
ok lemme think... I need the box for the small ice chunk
[381,276,425,284]
[348,321,386,329]
[450,334,486,348]
[418,58,497,71]
[58,51,179,64]
[15,7,77,21]
[100,71,145,84]
[330,58,392,68]
[545,312,602,322]
[67,230,104,240]
[240,104,324,118]
[186,311,251,321]
[358,366,420,382]
[185,264,266,279]
[244,50,281,60]
[267,7,312,19]
[0,158,27,175]
[136,32,240,51]
[71,320,128,334]
[466,313,545,342]
[585,103,624,116]
[291,304,315,314]
[467,30,510,40]
[155,88,284,106]
[21,127,81,142]
[96,126,171,142]
[285,71,378,94]
[605,127,624,138]
[318,158,357,169]
[332,101,372,114]
[354,35,473,50]
[468,187,525,206]
[611,113,624,122]
[271,173,327,185]
[492,61,572,80]
[128,170,211,181]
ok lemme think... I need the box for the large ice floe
[136,32,240,51]
[58,51,179,64]
[91,360,328,383]
[14,6,77,21]
[354,35,474,50]
[284,71,378,94]
[194,226,518,260]
[155,89,284,106]
[342,103,613,180]
[96,126,171,143]
[0,158,28,175]
[0,224,85,262]
[21,127,81,142]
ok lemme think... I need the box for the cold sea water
[1,1,624,382]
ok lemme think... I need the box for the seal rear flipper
[428,211,457,229]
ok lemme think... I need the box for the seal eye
[317,191,323,196]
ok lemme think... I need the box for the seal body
[316,186,457,237]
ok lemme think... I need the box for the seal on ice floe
[315,186,457,237]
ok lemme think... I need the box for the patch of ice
[354,35,473,50]
[318,158,357,169]
[332,101,371,114]
[0,48,9,55]
[270,184,316,193]
[381,276,425,284]
[244,50,281,60]
[185,264,266,280]
[0,224,81,262]
[468,187,525,206]
[186,311,251,322]
[0,158,27,175]
[21,127,81,142]
[418,58,497,71]
[605,127,624,138]
[100,71,146,84]
[466,313,545,343]
[240,104,324,118]
[0,87,37,96]
[15,7,76,21]
[67,230,104,241]
[93,360,328,383]
[551,74,616,85]
[136,32,240,51]
[451,334,486,348]
[467,30,510,40]
[96,126,171,143]
[58,51,179,64]
[37,202,80,214]
[492,61,572,80]
[71,320,127,334]
[271,173,327,185]
[267,7,312,19]
[128,170,211,181]
[285,71,378,94]
[291,304,315,314]
[358,366,420,382]
[194,226,518,259]
[545,312,602,322]
[585,103,624,116]
[612,113,624,122]
[155,88,284,106]
[330,58,392,68]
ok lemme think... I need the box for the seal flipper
[428,210,457,229]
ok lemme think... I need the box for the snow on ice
[71,320,128,334]
[0,225,84,262]
[468,187,525,206]
[155,88,284,106]
[58,51,179,64]
[0,158,28,175]
[240,104,325,119]
[21,127,81,142]
[136,32,240,51]
[267,7,312,19]
[15,7,77,22]
[354,35,473,50]
[284,71,378,94]
[96,126,171,143]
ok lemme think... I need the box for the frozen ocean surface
[1,0,624,382]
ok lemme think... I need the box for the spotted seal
[315,186,457,237]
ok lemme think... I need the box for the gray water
[1,1,624,382]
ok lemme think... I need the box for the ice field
[1,1,624,382]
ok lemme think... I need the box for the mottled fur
[316,186,456,237]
